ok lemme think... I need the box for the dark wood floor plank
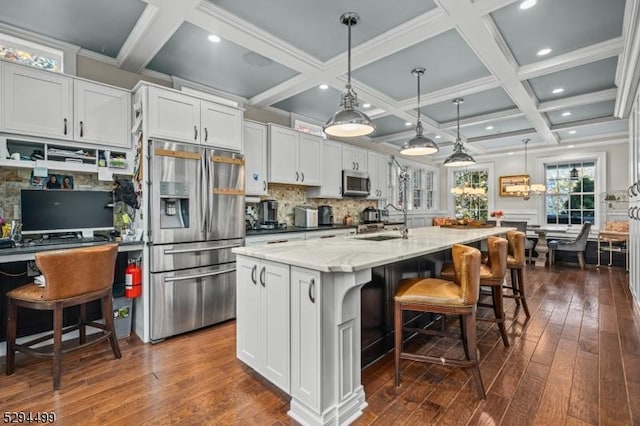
[568,350,599,424]
[621,352,640,425]
[466,391,510,425]
[599,331,632,425]
[500,361,549,426]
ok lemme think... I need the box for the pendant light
[444,98,475,167]
[505,138,546,200]
[400,68,438,156]
[570,165,579,179]
[324,12,375,138]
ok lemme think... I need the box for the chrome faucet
[384,155,410,239]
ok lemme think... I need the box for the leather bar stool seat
[441,236,509,346]
[5,244,122,390]
[504,230,531,319]
[394,244,485,399]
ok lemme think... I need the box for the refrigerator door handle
[208,152,215,234]
[163,268,236,283]
[200,153,208,233]
[163,244,241,255]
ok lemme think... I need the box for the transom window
[452,170,489,220]
[545,161,596,225]
[0,33,63,72]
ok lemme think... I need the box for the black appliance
[318,205,334,225]
[259,199,278,224]
[362,207,380,223]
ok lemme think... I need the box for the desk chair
[6,244,121,390]
[500,221,534,264]
[548,222,592,269]
[394,244,485,399]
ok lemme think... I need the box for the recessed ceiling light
[435,135,441,139]
[318,84,329,90]
[519,0,537,10]
[508,152,514,155]
[568,145,575,148]
[207,34,221,43]
[405,122,413,126]
[561,111,572,117]
[486,125,494,130]
[552,88,564,94]
[537,48,552,56]
[362,103,371,108]
[568,130,577,134]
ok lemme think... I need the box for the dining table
[527,226,567,267]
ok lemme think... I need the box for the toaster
[294,206,318,228]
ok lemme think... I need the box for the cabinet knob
[308,278,315,303]
[251,265,257,285]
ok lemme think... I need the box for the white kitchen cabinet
[74,80,131,148]
[2,62,73,140]
[268,124,321,186]
[243,121,268,196]
[200,101,242,151]
[236,256,290,393]
[307,139,343,199]
[147,87,242,150]
[367,151,390,200]
[342,144,367,172]
[290,266,322,412]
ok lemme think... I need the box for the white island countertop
[233,226,512,273]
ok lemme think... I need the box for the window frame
[389,158,439,212]
[447,162,495,218]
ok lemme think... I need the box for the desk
[528,226,567,267]
[0,241,143,263]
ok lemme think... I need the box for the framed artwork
[62,175,74,190]
[499,175,529,197]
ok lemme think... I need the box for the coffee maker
[318,205,334,225]
[259,200,278,225]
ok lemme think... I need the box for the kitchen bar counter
[233,226,511,425]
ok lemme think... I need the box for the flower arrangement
[490,210,505,219]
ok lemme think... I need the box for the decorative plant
[490,210,505,219]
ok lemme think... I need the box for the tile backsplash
[249,183,377,225]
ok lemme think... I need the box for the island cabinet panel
[290,267,322,411]
[236,256,290,393]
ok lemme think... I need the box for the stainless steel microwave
[342,170,370,197]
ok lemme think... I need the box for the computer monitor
[21,189,114,236]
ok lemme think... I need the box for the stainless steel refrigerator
[147,139,244,341]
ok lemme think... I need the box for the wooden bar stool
[394,244,485,399]
[441,236,509,347]
[503,230,531,319]
[6,244,122,390]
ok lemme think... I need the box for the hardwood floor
[1,264,638,425]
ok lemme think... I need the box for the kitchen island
[232,226,510,426]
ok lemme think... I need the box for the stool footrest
[400,352,476,368]
[403,326,459,340]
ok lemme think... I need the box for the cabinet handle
[194,125,198,140]
[63,118,67,135]
[301,172,305,182]
[308,278,315,303]
[263,180,267,191]
[356,162,359,171]
[204,127,208,142]
[339,186,342,195]
[295,171,299,181]
[352,162,356,170]
[251,264,257,285]
[259,266,266,287]
[80,121,84,137]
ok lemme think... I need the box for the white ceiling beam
[614,0,640,118]
[117,0,201,72]
[468,128,536,143]
[472,0,520,15]
[537,88,618,112]
[550,116,626,132]
[517,37,624,81]
[557,132,628,146]
[440,107,523,129]
[397,76,500,109]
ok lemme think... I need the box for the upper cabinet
[367,151,389,200]
[146,86,242,151]
[244,121,268,196]
[307,139,343,199]
[1,62,131,148]
[74,80,131,148]
[267,125,321,186]
[342,144,367,173]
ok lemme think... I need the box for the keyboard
[28,237,109,247]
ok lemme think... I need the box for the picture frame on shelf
[499,175,528,197]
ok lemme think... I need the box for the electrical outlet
[27,260,40,277]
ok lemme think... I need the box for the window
[452,170,489,220]
[545,161,596,225]
[390,161,436,211]
[0,33,64,72]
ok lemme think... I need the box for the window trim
[447,162,495,216]
[390,158,439,212]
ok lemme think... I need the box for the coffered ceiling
[0,0,637,162]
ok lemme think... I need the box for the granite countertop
[234,226,513,273]
[245,224,356,236]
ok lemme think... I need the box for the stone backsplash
[0,168,113,223]
[249,183,377,225]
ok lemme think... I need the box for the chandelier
[450,171,486,198]
[505,138,546,200]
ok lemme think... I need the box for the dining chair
[548,222,592,269]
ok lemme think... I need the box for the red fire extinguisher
[125,259,142,298]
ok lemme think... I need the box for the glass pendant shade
[444,98,475,167]
[324,13,375,138]
[400,68,438,156]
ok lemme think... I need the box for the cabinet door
[309,139,343,198]
[298,133,322,186]
[148,87,200,144]
[74,80,131,148]
[261,260,290,393]
[370,152,390,200]
[201,101,242,151]
[268,125,299,184]
[236,257,261,371]
[243,121,268,195]
[342,145,367,172]
[2,63,73,140]
[290,267,321,411]
[367,151,380,200]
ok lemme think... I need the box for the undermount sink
[357,235,401,241]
